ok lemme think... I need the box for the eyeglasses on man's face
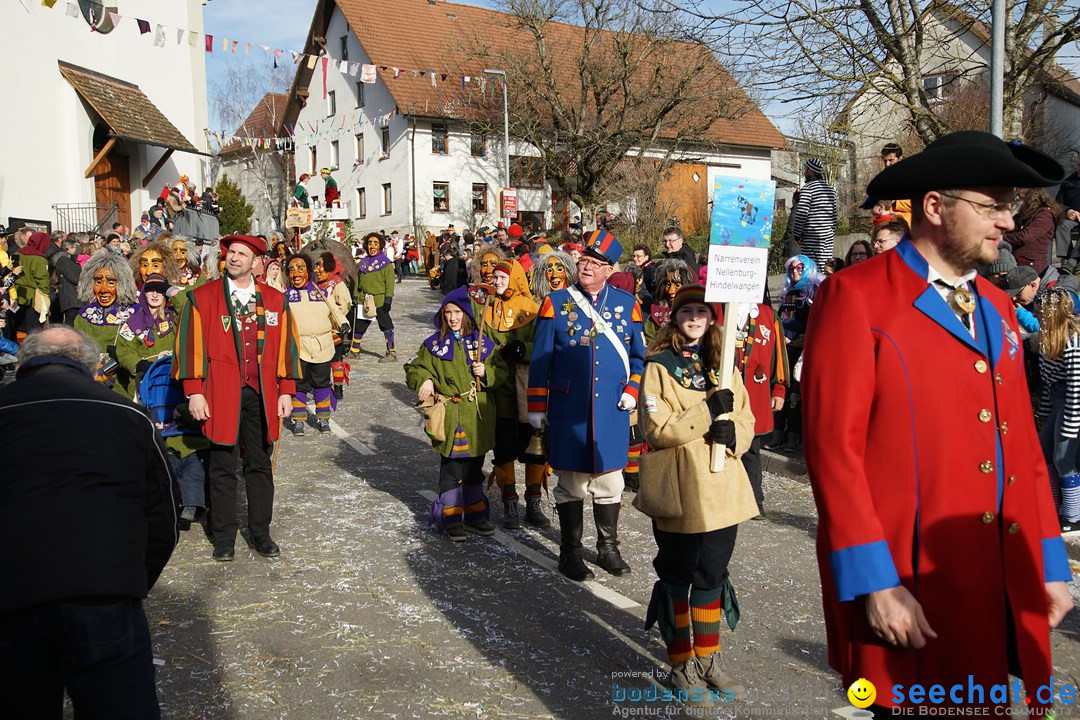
[577,258,605,271]
[939,193,1019,221]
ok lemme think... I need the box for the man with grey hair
[0,325,178,718]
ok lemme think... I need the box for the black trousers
[492,418,531,465]
[296,359,332,394]
[438,456,484,494]
[0,597,160,720]
[740,435,764,512]
[207,387,274,543]
[652,523,738,591]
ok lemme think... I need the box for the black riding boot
[594,502,631,576]
[556,500,594,581]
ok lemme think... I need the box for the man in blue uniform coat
[528,229,646,580]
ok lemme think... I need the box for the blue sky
[203,0,1079,137]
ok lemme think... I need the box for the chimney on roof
[428,0,437,5]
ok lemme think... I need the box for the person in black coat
[0,326,179,719]
[54,238,82,324]
[439,246,468,296]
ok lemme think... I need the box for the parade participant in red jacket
[172,234,301,562]
[802,131,1072,714]
[717,301,788,514]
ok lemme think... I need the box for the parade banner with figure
[704,177,775,304]
[704,176,776,471]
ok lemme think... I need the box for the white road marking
[417,489,640,610]
[328,418,376,455]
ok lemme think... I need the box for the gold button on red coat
[1008,523,1021,534]
[1000,422,1008,434]
[975,360,988,373]
[978,409,992,422]
[979,461,994,474]
[981,511,995,524]
[1007,475,1017,486]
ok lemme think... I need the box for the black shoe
[251,535,280,557]
[464,519,496,536]
[180,506,197,522]
[502,500,522,529]
[333,385,344,400]
[1061,517,1080,535]
[316,419,331,434]
[212,541,235,562]
[445,524,467,542]
[289,419,305,436]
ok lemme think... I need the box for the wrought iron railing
[52,202,119,234]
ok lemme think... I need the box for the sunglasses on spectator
[790,263,805,271]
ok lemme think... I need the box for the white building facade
[2,0,209,233]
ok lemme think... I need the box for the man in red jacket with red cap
[802,132,1072,715]
[173,234,301,562]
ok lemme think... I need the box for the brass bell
[522,425,547,464]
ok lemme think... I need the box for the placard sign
[501,187,518,219]
[704,177,775,304]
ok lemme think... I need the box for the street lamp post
[484,68,511,188]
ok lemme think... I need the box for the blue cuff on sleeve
[830,540,901,602]
[1043,536,1072,583]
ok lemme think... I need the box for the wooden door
[94,152,131,230]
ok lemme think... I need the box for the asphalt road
[143,276,1080,720]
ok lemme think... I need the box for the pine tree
[215,176,254,236]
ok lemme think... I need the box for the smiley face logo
[847,678,876,708]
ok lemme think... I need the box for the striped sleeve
[172,290,207,397]
[538,296,555,319]
[1061,336,1080,439]
[276,299,303,396]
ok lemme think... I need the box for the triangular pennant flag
[290,50,300,64]
[176,28,184,45]
[137,18,150,34]
[392,67,402,79]
[306,54,317,70]
[273,55,278,69]
[66,3,79,18]
[261,44,270,53]
[441,74,447,81]
[205,34,213,52]
[410,70,420,78]
[107,10,120,26]
[189,31,197,46]
[273,48,282,57]
[41,0,59,8]
[153,24,166,47]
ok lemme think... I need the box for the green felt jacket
[355,263,394,309]
[13,254,49,306]
[404,338,505,458]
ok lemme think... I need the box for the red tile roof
[220,92,290,156]
[286,0,785,150]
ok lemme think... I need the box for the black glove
[708,419,736,448]
[383,296,393,311]
[503,340,526,362]
[135,359,152,377]
[105,344,119,362]
[706,389,734,417]
[338,323,351,337]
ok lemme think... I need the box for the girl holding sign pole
[636,284,757,704]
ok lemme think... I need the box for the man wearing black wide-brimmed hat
[801,131,1073,715]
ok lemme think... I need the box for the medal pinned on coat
[946,286,976,328]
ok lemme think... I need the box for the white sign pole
[711,302,739,472]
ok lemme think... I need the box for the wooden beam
[141,148,174,188]
[84,137,117,178]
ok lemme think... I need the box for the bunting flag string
[42,1,503,104]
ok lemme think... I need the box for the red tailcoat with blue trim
[802,240,1069,711]
[528,283,645,474]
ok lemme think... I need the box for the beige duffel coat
[637,359,759,533]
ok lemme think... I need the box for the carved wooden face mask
[172,240,187,266]
[139,249,165,281]
[545,259,566,290]
[479,253,500,284]
[93,269,119,307]
[288,258,309,289]
[366,237,382,256]
[314,257,329,284]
